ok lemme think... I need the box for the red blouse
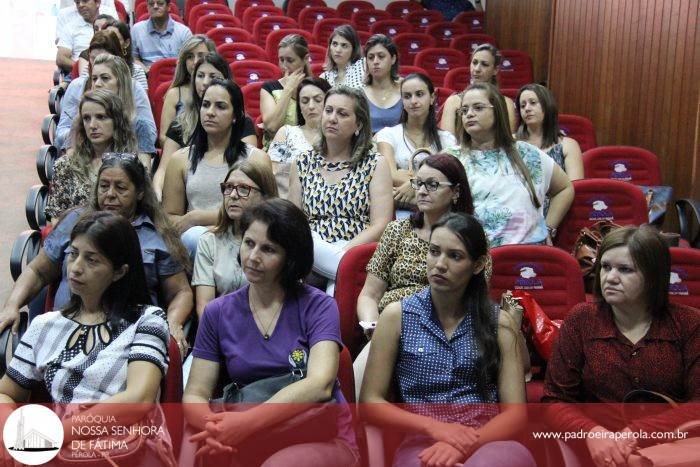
[542,301,700,445]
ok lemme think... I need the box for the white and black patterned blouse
[7,306,169,403]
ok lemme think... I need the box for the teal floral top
[446,141,555,247]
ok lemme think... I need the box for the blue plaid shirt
[131,17,192,67]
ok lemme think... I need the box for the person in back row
[362,34,402,134]
[321,25,366,90]
[131,0,192,71]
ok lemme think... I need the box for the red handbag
[511,290,562,361]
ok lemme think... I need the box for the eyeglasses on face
[101,152,138,163]
[409,179,454,192]
[220,183,260,197]
[458,103,494,116]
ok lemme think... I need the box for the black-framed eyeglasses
[101,152,138,163]
[410,179,454,192]
[220,183,260,197]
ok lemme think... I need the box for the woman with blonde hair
[159,34,217,145]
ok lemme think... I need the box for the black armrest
[25,185,48,231]
[41,114,59,146]
[10,229,41,281]
[52,69,61,86]
[48,85,65,115]
[35,145,58,186]
[0,312,28,378]
[675,198,700,247]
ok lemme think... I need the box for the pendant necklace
[250,295,283,341]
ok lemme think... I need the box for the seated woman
[288,86,393,294]
[362,34,402,134]
[162,78,271,257]
[260,34,312,151]
[440,44,518,135]
[376,73,457,213]
[192,160,278,318]
[0,211,176,466]
[154,53,258,197]
[516,84,583,180]
[2,154,193,354]
[183,199,359,467]
[81,17,149,91]
[46,89,144,221]
[446,82,574,247]
[360,212,535,467]
[159,34,217,146]
[320,25,366,90]
[543,225,700,467]
[57,53,156,155]
[268,77,331,197]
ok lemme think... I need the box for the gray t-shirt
[191,229,247,296]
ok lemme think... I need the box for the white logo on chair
[389,28,397,35]
[402,8,409,14]
[370,17,377,23]
[421,18,428,24]
[273,24,280,30]
[262,13,269,17]
[208,11,215,15]
[437,58,448,67]
[514,264,544,290]
[249,73,260,81]
[473,19,481,25]
[669,268,689,296]
[444,30,452,37]
[471,43,478,51]
[502,59,512,69]
[215,23,223,28]
[410,42,419,49]
[235,53,245,60]
[317,14,325,20]
[353,7,360,13]
[611,161,632,181]
[588,198,614,221]
[225,37,233,43]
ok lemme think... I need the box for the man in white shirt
[55,0,119,75]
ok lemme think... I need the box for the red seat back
[351,9,391,32]
[241,81,265,120]
[188,2,232,28]
[398,65,428,77]
[453,11,486,32]
[206,26,253,47]
[386,0,424,19]
[232,0,274,18]
[498,49,534,90]
[114,0,129,22]
[434,87,454,112]
[218,42,270,65]
[253,15,299,47]
[489,245,586,321]
[312,18,353,46]
[426,21,469,48]
[194,13,241,34]
[147,58,177,107]
[406,9,444,32]
[288,0,328,21]
[152,81,172,137]
[298,6,338,33]
[230,60,281,86]
[450,33,498,54]
[394,33,437,67]
[369,19,413,39]
[242,4,284,30]
[669,247,700,310]
[334,242,377,358]
[582,146,661,186]
[559,113,597,153]
[265,28,315,63]
[336,1,374,19]
[185,0,228,25]
[443,66,470,91]
[500,87,519,101]
[555,179,649,252]
[337,346,356,403]
[307,44,328,71]
[413,48,467,87]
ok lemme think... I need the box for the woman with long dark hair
[320,25,365,89]
[362,34,402,133]
[360,212,535,467]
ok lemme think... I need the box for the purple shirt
[193,284,356,448]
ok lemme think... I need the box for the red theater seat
[394,33,436,66]
[498,49,534,90]
[241,81,265,120]
[188,3,232,29]
[669,247,700,310]
[218,42,269,65]
[194,13,241,34]
[453,11,486,32]
[582,146,661,186]
[287,0,328,21]
[298,6,337,32]
[426,21,469,48]
[265,28,315,63]
[253,15,299,47]
[185,0,228,25]
[559,114,597,153]
[413,48,467,88]
[398,65,428,77]
[443,66,470,91]
[406,9,444,33]
[336,0,374,19]
[369,19,412,39]
[206,27,253,47]
[351,9,391,32]
[312,18,353,46]
[242,4,284,30]
[385,0,424,19]
[450,33,498,55]
[232,0,274,18]
[229,60,281,86]
[147,58,177,107]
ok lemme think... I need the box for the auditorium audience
[543,225,700,466]
[162,78,270,257]
[159,35,216,145]
[192,160,278,317]
[362,34,402,134]
[360,212,535,467]
[441,44,517,135]
[516,84,583,181]
[0,211,177,465]
[183,199,359,466]
[288,86,393,293]
[376,73,457,214]
[321,25,366,90]
[446,82,573,247]
[268,77,331,197]
[47,89,147,221]
[56,53,156,154]
[260,34,312,150]
[131,0,192,71]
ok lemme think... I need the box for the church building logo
[3,404,63,465]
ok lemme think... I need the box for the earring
[354,130,360,136]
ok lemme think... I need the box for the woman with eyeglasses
[1,154,193,355]
[446,82,573,247]
[46,88,148,222]
[192,160,278,318]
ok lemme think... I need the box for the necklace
[322,159,351,172]
[250,294,283,340]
